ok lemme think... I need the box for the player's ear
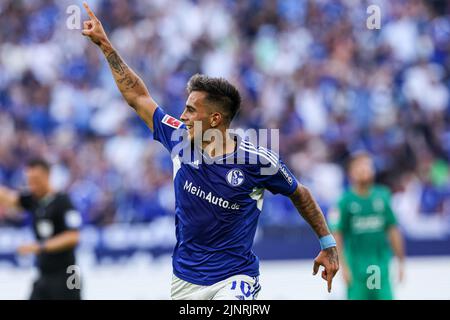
[210,112,222,128]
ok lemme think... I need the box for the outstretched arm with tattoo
[81,2,157,131]
[289,184,340,292]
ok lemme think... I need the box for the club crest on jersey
[162,115,183,129]
[226,169,245,187]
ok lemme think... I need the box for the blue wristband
[319,234,336,250]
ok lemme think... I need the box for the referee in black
[0,158,82,300]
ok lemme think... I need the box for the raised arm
[0,186,19,211]
[81,2,158,131]
[289,184,339,292]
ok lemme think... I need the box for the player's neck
[201,129,236,158]
[36,187,54,200]
[353,184,372,197]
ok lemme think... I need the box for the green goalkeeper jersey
[329,185,397,279]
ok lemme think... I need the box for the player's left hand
[81,2,109,47]
[313,246,339,293]
[17,243,41,256]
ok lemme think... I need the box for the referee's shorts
[30,271,81,300]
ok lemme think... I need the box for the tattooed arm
[289,184,340,292]
[81,2,157,130]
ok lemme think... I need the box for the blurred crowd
[0,0,449,235]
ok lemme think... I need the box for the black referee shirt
[19,192,82,274]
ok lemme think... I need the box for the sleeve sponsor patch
[279,163,294,186]
[162,115,183,129]
[65,210,82,229]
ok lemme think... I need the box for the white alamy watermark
[169,122,281,176]
[366,5,381,30]
[66,265,81,290]
[66,5,82,30]
[366,265,381,290]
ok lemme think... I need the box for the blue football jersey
[152,107,298,285]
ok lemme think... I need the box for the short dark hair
[26,158,50,173]
[186,74,241,123]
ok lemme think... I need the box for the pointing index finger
[83,2,97,21]
[327,271,333,293]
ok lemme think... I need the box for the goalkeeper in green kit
[329,152,405,300]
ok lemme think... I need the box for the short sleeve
[261,159,298,196]
[60,195,82,231]
[152,107,186,152]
